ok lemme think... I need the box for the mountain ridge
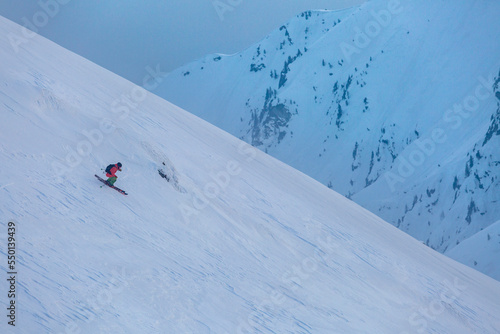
[157,0,500,279]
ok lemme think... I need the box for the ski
[94,175,128,195]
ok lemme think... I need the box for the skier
[105,162,122,186]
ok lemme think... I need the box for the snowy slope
[156,0,500,279]
[1,14,500,334]
[447,221,500,281]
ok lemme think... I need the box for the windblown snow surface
[0,15,499,334]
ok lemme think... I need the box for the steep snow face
[1,14,500,334]
[156,0,500,279]
[447,221,500,280]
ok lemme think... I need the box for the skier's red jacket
[106,164,121,178]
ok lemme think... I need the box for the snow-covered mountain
[156,0,500,279]
[2,14,500,334]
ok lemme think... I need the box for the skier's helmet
[117,162,122,168]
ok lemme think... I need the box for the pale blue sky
[0,0,366,84]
